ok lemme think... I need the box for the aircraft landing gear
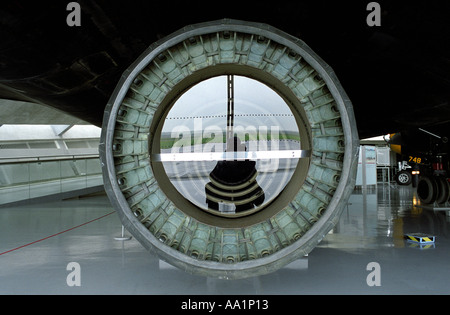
[395,170,412,186]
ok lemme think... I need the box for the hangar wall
[0,124,103,206]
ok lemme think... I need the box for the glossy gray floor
[1,184,449,295]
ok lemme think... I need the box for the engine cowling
[99,19,359,279]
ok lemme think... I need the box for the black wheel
[396,170,412,185]
[436,177,450,204]
[417,176,438,204]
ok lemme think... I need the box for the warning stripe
[405,234,434,243]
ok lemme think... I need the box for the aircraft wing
[0,1,449,138]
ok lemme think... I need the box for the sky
[162,75,299,136]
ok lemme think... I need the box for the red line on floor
[0,211,116,256]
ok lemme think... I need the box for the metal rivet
[112,143,121,152]
[158,53,167,62]
[118,109,127,117]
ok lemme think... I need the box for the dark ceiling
[0,1,449,138]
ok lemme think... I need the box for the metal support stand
[417,201,450,222]
[417,201,450,212]
[114,225,132,241]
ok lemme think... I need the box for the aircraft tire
[417,176,438,204]
[99,19,359,278]
[436,177,450,205]
[396,170,412,185]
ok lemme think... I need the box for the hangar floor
[1,184,449,295]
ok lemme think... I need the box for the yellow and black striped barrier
[404,233,435,244]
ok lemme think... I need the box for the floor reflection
[2,185,450,294]
[328,184,450,252]
[147,184,450,294]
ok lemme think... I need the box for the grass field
[160,131,301,149]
